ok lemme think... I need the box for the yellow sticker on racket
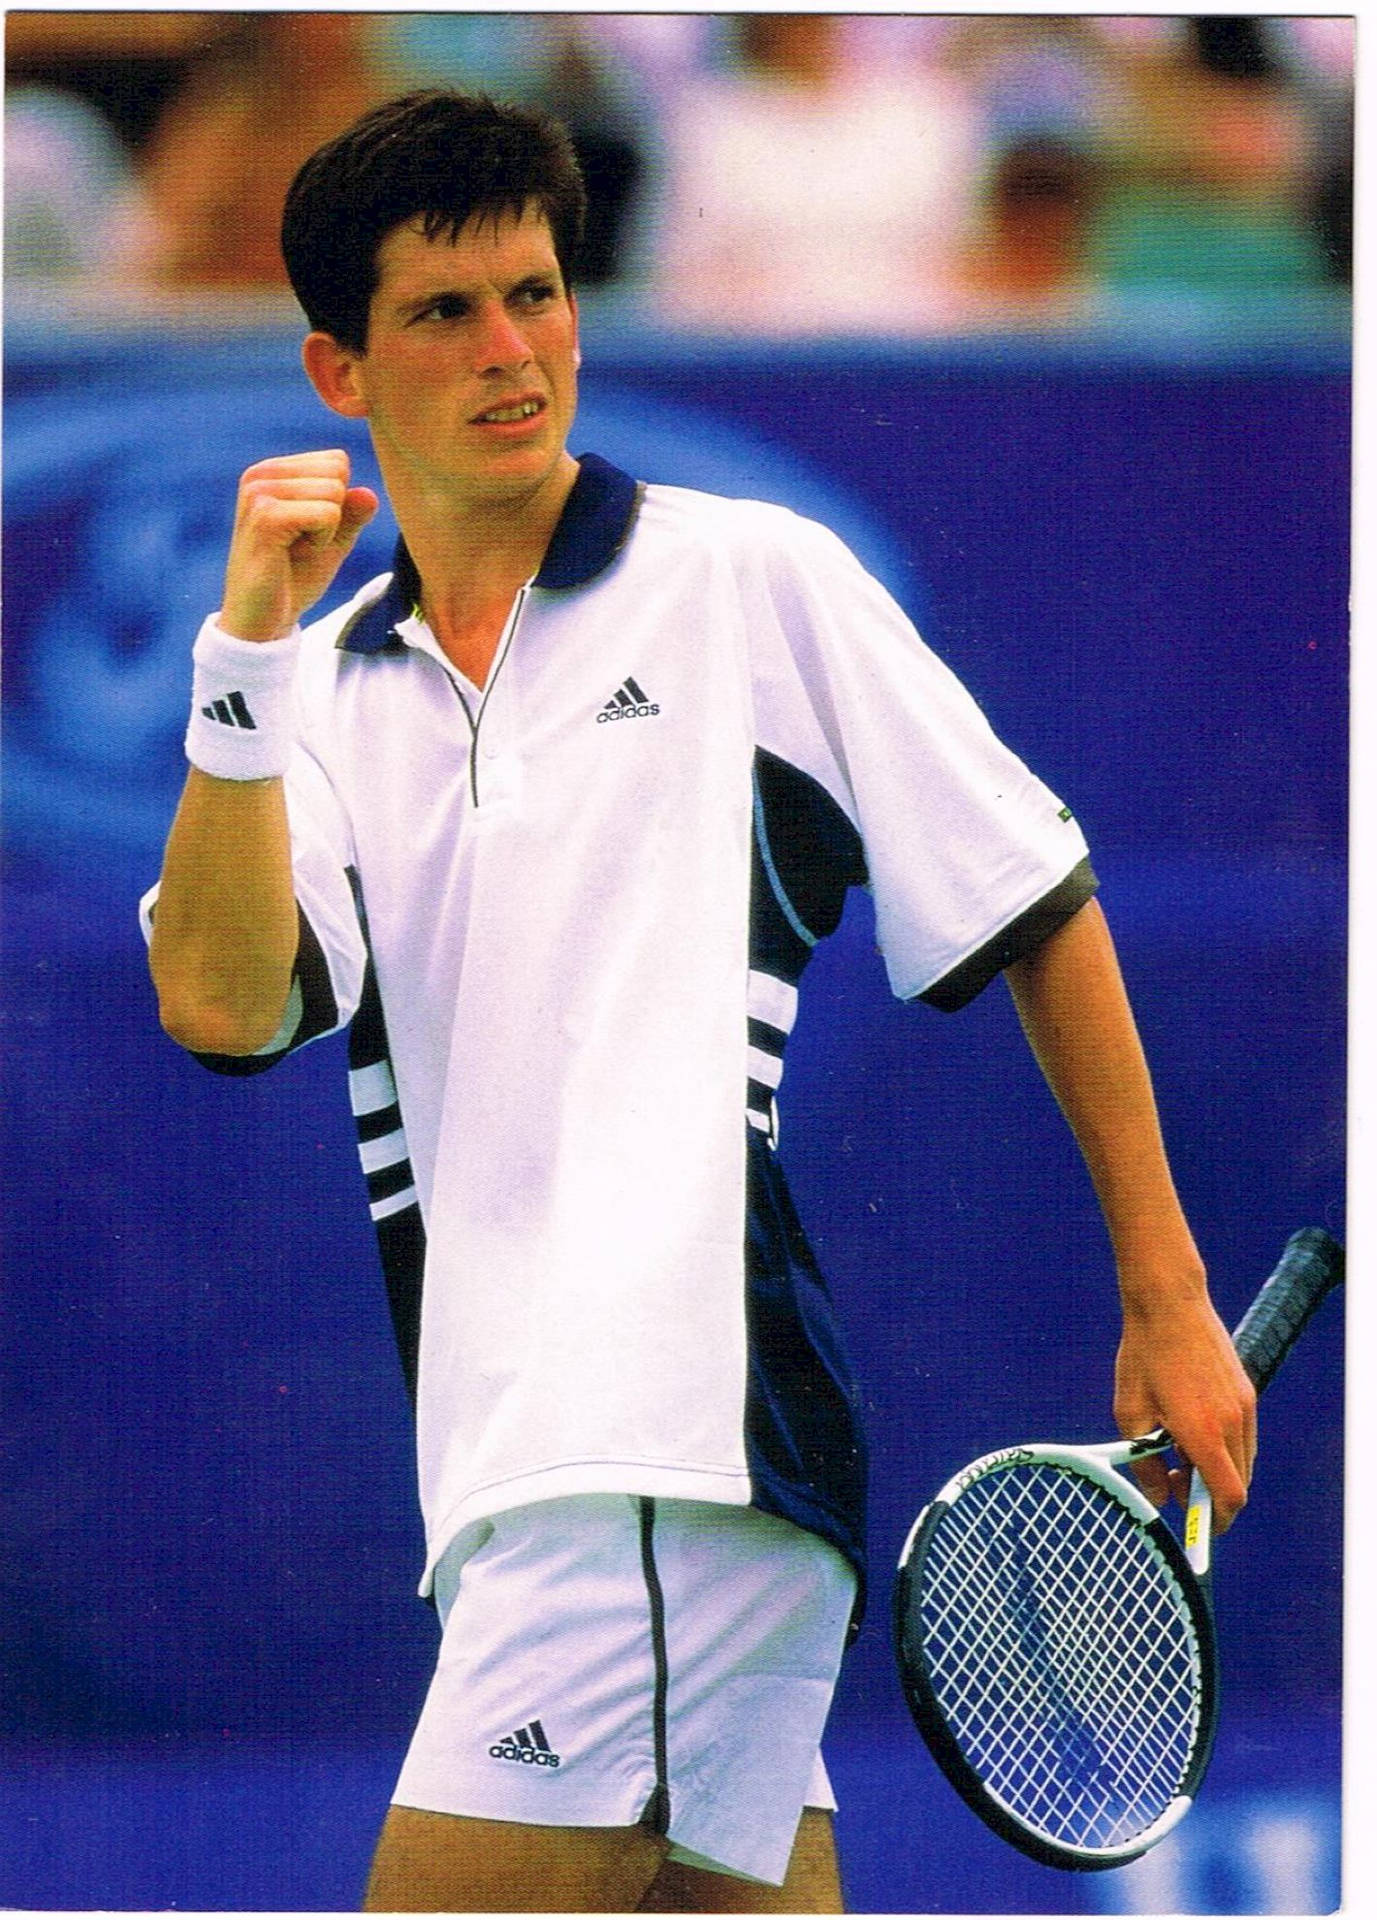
[1185,1504,1205,1551]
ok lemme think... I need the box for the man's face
[342,204,580,510]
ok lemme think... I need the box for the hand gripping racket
[894,1226,1343,1871]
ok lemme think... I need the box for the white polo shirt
[148,455,1094,1604]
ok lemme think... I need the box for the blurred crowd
[6,11,1354,334]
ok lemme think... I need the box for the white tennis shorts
[392,1493,857,1887]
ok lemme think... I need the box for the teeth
[479,401,540,423]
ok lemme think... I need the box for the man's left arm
[1004,895,1256,1529]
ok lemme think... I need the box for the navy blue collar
[338,453,642,656]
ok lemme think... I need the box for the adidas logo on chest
[597,676,659,723]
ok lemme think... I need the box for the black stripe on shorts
[638,1498,672,1837]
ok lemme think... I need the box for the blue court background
[2,314,1348,1914]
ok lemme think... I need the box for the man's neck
[390,453,580,686]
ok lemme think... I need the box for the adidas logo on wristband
[200,691,258,730]
[187,615,299,780]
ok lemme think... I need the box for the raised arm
[1004,896,1257,1529]
[148,451,377,1056]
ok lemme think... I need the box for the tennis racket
[894,1226,1343,1871]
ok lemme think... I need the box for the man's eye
[418,297,466,322]
[515,282,557,308]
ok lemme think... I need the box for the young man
[145,92,1255,1914]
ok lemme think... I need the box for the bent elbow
[155,981,288,1058]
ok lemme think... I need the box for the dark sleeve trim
[192,905,340,1076]
[918,856,1099,1014]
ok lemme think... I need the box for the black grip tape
[1232,1227,1344,1395]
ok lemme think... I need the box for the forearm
[150,452,376,1057]
[1005,896,1255,1521]
[1004,897,1202,1302]
[148,768,299,1055]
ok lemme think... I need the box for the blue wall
[2,319,1348,1912]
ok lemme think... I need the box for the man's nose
[473,302,532,375]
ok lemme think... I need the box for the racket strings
[916,1464,1204,1851]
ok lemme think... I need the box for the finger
[1222,1385,1256,1524]
[240,477,349,503]
[235,480,347,538]
[337,486,380,545]
[306,488,378,559]
[1129,1453,1171,1511]
[241,499,343,549]
[1198,1446,1248,1533]
[240,450,352,486]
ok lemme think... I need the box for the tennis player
[144,92,1256,1914]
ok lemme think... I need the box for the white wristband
[185,615,302,780]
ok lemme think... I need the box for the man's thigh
[637,1808,844,1914]
[362,1805,843,1915]
[362,1805,667,1913]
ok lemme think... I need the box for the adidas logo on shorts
[489,1720,562,1768]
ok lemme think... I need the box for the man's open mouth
[473,399,545,424]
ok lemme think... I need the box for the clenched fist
[221,450,380,642]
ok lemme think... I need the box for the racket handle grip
[1232,1227,1344,1395]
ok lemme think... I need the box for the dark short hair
[281,90,587,351]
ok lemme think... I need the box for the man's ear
[302,331,369,419]
[570,291,581,372]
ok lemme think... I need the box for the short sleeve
[747,508,1095,1006]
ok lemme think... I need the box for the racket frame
[893,1226,1341,1872]
[894,1433,1220,1871]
